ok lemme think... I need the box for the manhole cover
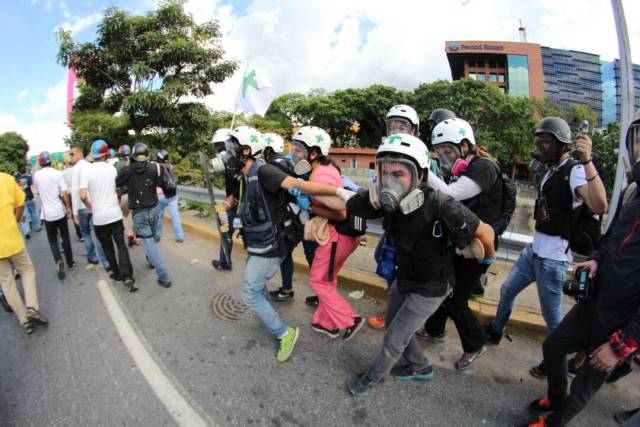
[211,292,251,323]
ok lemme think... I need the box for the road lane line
[96,279,214,427]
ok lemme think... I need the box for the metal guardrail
[177,185,532,261]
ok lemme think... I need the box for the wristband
[586,173,599,182]
[580,159,592,165]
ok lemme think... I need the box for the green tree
[591,121,620,194]
[0,132,29,175]
[566,104,598,131]
[57,0,238,156]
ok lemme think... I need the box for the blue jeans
[489,244,567,335]
[133,207,170,283]
[78,209,109,268]
[218,209,235,268]
[241,255,288,338]
[26,200,41,231]
[156,195,184,241]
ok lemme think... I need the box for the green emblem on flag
[242,70,258,97]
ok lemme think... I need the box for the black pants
[544,303,610,427]
[44,217,74,265]
[424,256,488,353]
[94,220,133,281]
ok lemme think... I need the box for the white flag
[234,62,275,116]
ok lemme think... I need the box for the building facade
[445,40,640,127]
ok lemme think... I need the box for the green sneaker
[276,327,299,362]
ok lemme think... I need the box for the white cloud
[58,12,101,34]
[29,79,67,117]
[17,89,30,100]
[180,0,640,113]
[0,113,70,156]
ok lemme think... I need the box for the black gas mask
[211,139,241,174]
[530,134,564,174]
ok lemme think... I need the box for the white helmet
[292,126,331,156]
[386,104,419,127]
[377,133,431,170]
[431,118,476,147]
[262,132,284,153]
[230,126,264,156]
[212,128,231,144]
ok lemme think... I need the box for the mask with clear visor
[434,142,468,177]
[371,157,424,214]
[211,139,241,174]
[290,140,313,176]
[386,118,413,137]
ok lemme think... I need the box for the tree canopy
[0,132,29,175]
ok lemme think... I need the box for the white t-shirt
[71,159,91,214]
[80,161,123,226]
[532,158,588,262]
[33,167,68,221]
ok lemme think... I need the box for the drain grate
[211,292,251,323]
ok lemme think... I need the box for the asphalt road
[1,220,637,426]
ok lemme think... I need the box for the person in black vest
[486,117,608,379]
[420,118,502,370]
[337,133,496,395]
[215,126,354,362]
[522,111,640,427]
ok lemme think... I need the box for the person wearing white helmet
[290,125,366,341]
[217,125,351,362]
[210,128,240,271]
[419,117,504,370]
[334,133,496,395]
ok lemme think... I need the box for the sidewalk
[171,210,575,341]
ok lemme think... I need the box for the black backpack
[563,159,602,256]
[489,162,517,236]
[157,163,177,194]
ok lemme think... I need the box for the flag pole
[230,107,239,130]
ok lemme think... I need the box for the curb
[171,213,548,341]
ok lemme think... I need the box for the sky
[1,0,639,155]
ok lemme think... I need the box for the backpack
[156,163,177,194]
[266,155,304,248]
[564,159,602,256]
[375,233,398,282]
[492,164,517,236]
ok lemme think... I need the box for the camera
[563,267,593,302]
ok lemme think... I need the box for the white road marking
[96,280,214,427]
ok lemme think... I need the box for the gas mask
[627,123,640,183]
[532,134,564,166]
[290,140,313,176]
[370,158,424,214]
[434,143,465,178]
[211,139,241,174]
[528,158,547,175]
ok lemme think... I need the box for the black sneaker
[146,255,155,269]
[269,287,295,302]
[56,261,65,279]
[311,323,340,338]
[26,307,48,326]
[614,408,639,424]
[105,266,113,273]
[606,360,633,384]
[124,279,138,293]
[68,261,77,271]
[88,259,100,265]
[158,279,172,288]
[109,273,123,283]
[343,317,365,341]
[128,236,136,247]
[485,324,504,345]
[391,364,434,381]
[305,295,319,308]
[470,286,485,299]
[529,360,546,379]
[211,260,231,271]
[347,373,378,395]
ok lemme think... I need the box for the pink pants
[309,227,361,330]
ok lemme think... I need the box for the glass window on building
[490,73,498,82]
[489,59,496,68]
[498,73,505,82]
[477,73,486,81]
[478,60,484,67]
[601,61,616,125]
[468,73,477,80]
[507,54,530,97]
[468,60,476,67]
